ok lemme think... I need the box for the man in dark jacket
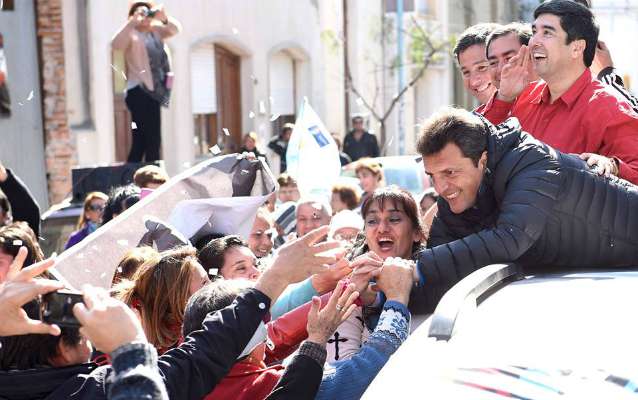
[343,116,379,162]
[412,107,638,314]
[268,123,294,173]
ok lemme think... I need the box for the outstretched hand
[256,226,344,303]
[0,247,63,336]
[307,281,359,345]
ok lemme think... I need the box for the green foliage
[320,30,341,55]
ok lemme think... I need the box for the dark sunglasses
[88,204,105,212]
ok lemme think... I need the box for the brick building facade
[36,0,75,204]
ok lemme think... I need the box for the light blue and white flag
[286,99,341,198]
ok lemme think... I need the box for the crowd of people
[2,0,638,399]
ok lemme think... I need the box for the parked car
[40,199,82,256]
[341,155,431,198]
[363,264,638,399]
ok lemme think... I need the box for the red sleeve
[481,91,515,125]
[264,292,331,364]
[598,103,638,185]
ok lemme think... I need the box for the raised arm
[150,5,182,39]
[0,164,41,237]
[315,258,413,400]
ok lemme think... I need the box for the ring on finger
[336,304,344,312]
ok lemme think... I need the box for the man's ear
[571,39,586,61]
[49,340,73,367]
[479,150,488,169]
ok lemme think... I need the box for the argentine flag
[286,99,341,198]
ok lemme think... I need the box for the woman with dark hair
[64,191,108,250]
[352,185,425,262]
[0,221,44,283]
[330,184,361,214]
[102,184,141,224]
[114,246,209,354]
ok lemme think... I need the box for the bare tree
[341,14,450,152]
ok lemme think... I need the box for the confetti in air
[269,113,280,122]
[259,101,266,114]
[210,144,222,155]
[223,128,230,136]
[27,91,34,101]
[121,71,127,81]
[131,121,137,129]
[249,111,255,119]
[232,27,239,35]
[356,97,364,106]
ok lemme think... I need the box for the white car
[363,264,638,399]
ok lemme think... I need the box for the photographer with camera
[111,2,181,162]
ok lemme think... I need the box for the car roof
[363,268,638,399]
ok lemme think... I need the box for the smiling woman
[351,186,425,262]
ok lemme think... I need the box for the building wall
[0,0,49,208]
[37,0,77,204]
[63,1,325,176]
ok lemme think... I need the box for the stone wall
[36,0,75,204]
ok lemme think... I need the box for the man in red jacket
[481,0,638,184]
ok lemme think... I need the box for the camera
[143,8,157,18]
[40,290,84,328]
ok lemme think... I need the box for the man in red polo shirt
[482,0,638,184]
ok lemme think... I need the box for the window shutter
[269,53,294,116]
[190,44,217,114]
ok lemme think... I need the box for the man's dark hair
[571,0,591,8]
[281,123,295,136]
[486,22,532,55]
[197,235,247,274]
[102,184,140,224]
[193,232,226,251]
[453,23,501,62]
[128,1,152,17]
[182,280,250,336]
[0,299,82,370]
[416,107,487,166]
[534,0,599,67]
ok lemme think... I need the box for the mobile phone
[41,290,84,328]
